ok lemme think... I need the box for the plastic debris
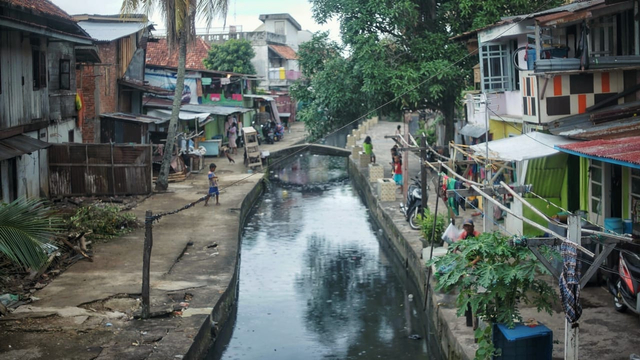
[408,334,422,340]
[105,323,113,327]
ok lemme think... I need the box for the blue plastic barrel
[604,218,623,234]
[623,219,633,234]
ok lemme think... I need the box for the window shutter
[40,52,47,88]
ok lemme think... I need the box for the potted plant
[427,232,556,359]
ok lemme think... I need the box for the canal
[208,154,431,360]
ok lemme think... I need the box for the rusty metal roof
[268,45,297,60]
[1,0,73,21]
[547,100,640,140]
[556,136,640,169]
[0,134,51,161]
[146,37,211,71]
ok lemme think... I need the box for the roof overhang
[118,79,172,95]
[100,112,165,124]
[0,15,92,45]
[459,124,488,138]
[0,135,51,162]
[471,132,578,162]
[75,45,101,63]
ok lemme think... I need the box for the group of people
[362,134,403,188]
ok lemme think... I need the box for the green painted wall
[580,157,589,211]
[623,167,630,219]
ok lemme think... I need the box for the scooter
[400,176,427,230]
[608,250,640,317]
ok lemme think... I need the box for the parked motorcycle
[608,250,640,317]
[400,176,427,230]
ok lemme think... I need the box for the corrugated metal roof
[78,21,146,42]
[100,112,165,124]
[547,100,640,140]
[181,104,252,116]
[556,136,640,168]
[470,132,578,161]
[0,134,51,161]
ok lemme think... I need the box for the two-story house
[0,0,99,201]
[457,0,640,235]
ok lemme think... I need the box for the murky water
[209,154,430,360]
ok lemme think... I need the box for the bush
[427,232,556,359]
[67,203,137,240]
[418,209,447,244]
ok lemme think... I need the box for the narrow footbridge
[269,143,350,161]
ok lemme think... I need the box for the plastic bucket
[604,217,623,234]
[623,219,633,234]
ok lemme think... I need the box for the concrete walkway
[0,123,308,360]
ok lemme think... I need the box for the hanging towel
[559,242,582,324]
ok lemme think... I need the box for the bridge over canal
[268,143,351,162]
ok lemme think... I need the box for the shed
[100,112,164,144]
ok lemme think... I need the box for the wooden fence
[49,143,152,197]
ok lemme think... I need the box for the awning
[100,112,166,124]
[0,135,51,162]
[146,109,211,123]
[459,124,488,138]
[470,132,578,162]
[75,45,101,63]
[555,136,640,169]
[118,79,173,96]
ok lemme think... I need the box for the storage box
[377,178,397,202]
[492,323,552,360]
[358,152,370,167]
[369,163,384,182]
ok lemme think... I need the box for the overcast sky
[51,0,340,42]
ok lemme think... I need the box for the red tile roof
[269,44,297,60]
[146,37,211,71]
[1,0,73,21]
[557,136,640,166]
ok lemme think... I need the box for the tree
[203,39,256,74]
[121,0,229,191]
[0,198,61,270]
[299,0,560,143]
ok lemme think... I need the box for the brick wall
[75,42,119,143]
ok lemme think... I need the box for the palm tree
[121,0,229,191]
[0,198,61,271]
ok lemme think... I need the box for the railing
[199,31,286,45]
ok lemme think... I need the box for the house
[74,14,166,144]
[198,13,308,122]
[455,0,640,234]
[0,0,99,201]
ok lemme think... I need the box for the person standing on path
[204,163,220,206]
[228,123,238,155]
[363,136,376,164]
[393,156,403,187]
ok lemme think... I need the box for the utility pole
[142,210,153,319]
[565,214,581,360]
[420,136,427,217]
[403,108,411,201]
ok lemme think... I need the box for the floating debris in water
[408,334,422,340]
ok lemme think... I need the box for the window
[480,43,512,92]
[274,21,285,35]
[31,41,46,90]
[590,160,604,219]
[59,59,70,90]
[68,129,75,143]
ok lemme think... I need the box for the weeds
[67,202,137,240]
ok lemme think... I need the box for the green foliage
[203,39,256,74]
[67,203,137,240]
[0,198,62,270]
[418,209,447,244]
[427,232,556,359]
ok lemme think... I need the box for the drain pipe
[423,164,442,316]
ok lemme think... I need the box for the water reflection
[209,155,429,360]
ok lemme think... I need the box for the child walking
[363,136,376,164]
[204,163,220,206]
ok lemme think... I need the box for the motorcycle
[400,176,427,230]
[608,250,640,317]
[261,121,275,144]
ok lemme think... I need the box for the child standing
[363,136,376,163]
[204,163,220,206]
[393,156,403,187]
